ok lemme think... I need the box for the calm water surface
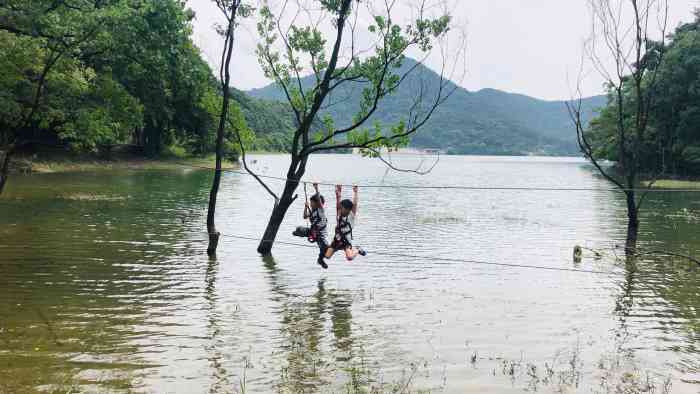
[0,155,698,393]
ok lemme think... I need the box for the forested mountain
[248,58,605,156]
[231,89,294,152]
[0,1,603,164]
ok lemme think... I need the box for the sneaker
[317,258,328,269]
[358,248,367,257]
[292,227,307,238]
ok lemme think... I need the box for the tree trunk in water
[206,87,231,256]
[0,148,11,196]
[206,167,223,256]
[257,177,300,255]
[625,191,640,256]
[206,13,237,256]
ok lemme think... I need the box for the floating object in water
[573,245,583,263]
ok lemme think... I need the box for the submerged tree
[577,9,700,178]
[567,0,669,252]
[245,0,464,255]
[206,0,252,256]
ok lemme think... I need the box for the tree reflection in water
[204,256,235,393]
[262,255,358,392]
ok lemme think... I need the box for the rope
[175,162,700,193]
[219,233,624,276]
[303,183,309,226]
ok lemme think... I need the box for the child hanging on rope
[293,183,330,269]
[323,185,367,263]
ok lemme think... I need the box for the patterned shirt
[335,212,355,242]
[310,205,328,239]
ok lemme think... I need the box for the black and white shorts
[331,237,352,251]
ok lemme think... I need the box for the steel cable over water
[177,161,697,273]
[175,162,700,193]
[219,233,625,276]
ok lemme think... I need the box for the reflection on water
[263,255,357,392]
[1,170,214,392]
[0,156,698,393]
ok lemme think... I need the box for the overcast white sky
[188,0,698,101]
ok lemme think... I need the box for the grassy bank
[11,154,237,174]
[643,179,700,189]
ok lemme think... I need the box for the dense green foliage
[231,89,293,152]
[586,10,700,176]
[0,0,616,161]
[0,0,605,161]
[248,0,461,254]
[248,58,605,156]
[254,2,454,156]
[0,0,291,160]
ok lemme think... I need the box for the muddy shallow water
[0,155,698,393]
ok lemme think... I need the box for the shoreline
[11,155,238,174]
[11,154,700,189]
[643,179,700,189]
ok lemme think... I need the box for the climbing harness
[302,183,327,244]
[308,212,327,243]
[334,213,354,249]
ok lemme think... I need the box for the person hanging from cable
[322,185,367,266]
[293,183,330,268]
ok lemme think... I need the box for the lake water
[0,155,698,393]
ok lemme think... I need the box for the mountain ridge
[245,58,605,156]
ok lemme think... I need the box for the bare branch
[368,148,441,175]
[307,73,457,154]
[251,0,466,252]
[275,1,308,115]
[230,121,280,203]
[307,18,466,155]
[636,249,700,266]
[565,98,626,190]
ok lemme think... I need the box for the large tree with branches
[238,0,464,255]
[567,0,669,252]
[0,0,119,195]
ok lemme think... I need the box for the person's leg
[326,239,345,259]
[344,247,359,261]
[317,238,329,269]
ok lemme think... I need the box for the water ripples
[0,157,698,392]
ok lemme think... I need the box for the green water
[0,155,698,393]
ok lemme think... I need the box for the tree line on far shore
[586,9,700,178]
[0,0,292,164]
[3,0,698,260]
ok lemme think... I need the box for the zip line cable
[219,233,624,276]
[175,162,700,193]
[172,161,697,271]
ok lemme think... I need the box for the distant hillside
[247,58,605,156]
[231,89,294,151]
